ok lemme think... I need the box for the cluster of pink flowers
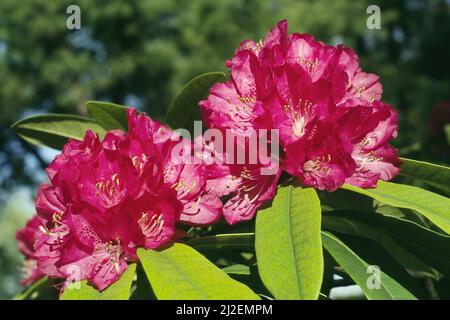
[16,110,226,290]
[16,20,400,291]
[200,19,399,198]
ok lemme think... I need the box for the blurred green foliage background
[0,0,448,298]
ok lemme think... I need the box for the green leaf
[323,210,450,277]
[330,232,427,299]
[323,211,438,278]
[60,264,137,300]
[343,181,450,234]
[59,280,100,300]
[400,157,450,194]
[165,72,226,135]
[11,114,107,149]
[86,101,129,131]
[137,243,260,300]
[321,231,417,300]
[222,264,251,276]
[255,186,323,300]
[187,233,254,251]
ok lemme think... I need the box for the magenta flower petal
[87,244,128,291]
[16,215,46,285]
[223,164,281,225]
[200,81,256,136]
[180,191,223,226]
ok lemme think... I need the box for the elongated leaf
[222,264,251,275]
[319,188,428,227]
[323,211,437,278]
[255,186,323,300]
[400,158,450,194]
[137,244,260,300]
[12,114,107,149]
[60,264,136,300]
[322,231,416,300]
[165,72,226,135]
[86,101,129,131]
[187,233,254,251]
[343,181,450,234]
[332,232,427,299]
[323,210,450,277]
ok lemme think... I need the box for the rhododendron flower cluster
[200,19,400,220]
[16,110,224,291]
[16,19,400,290]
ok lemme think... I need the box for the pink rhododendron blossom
[18,109,223,290]
[16,215,46,285]
[221,162,280,225]
[200,19,399,197]
[127,110,224,226]
[201,130,281,225]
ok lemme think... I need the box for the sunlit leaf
[343,181,450,234]
[255,186,323,300]
[137,244,260,300]
[59,280,100,300]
